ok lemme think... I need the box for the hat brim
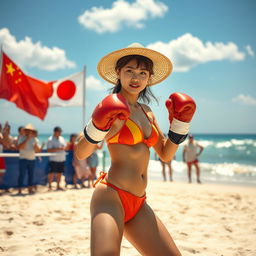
[97,47,173,86]
[24,124,36,131]
[24,128,35,131]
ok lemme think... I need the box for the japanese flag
[49,71,84,107]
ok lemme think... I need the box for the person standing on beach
[17,124,41,194]
[47,126,66,191]
[183,134,204,183]
[13,126,25,150]
[87,141,103,188]
[0,125,8,193]
[66,133,91,188]
[159,157,174,182]
[75,43,196,255]
[1,122,16,151]
[158,133,174,182]
[72,150,91,188]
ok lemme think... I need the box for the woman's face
[118,59,150,95]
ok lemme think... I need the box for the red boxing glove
[92,94,130,131]
[84,94,130,143]
[165,92,196,144]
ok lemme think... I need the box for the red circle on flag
[56,80,76,101]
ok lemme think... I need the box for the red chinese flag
[0,51,53,120]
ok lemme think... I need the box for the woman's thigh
[90,184,125,255]
[124,202,182,256]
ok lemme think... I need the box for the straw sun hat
[97,42,173,86]
[24,123,36,131]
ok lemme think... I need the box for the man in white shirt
[47,126,66,190]
[17,124,41,194]
[183,134,204,183]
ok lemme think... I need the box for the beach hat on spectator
[24,123,36,131]
[97,42,173,86]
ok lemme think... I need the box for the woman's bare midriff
[106,143,150,197]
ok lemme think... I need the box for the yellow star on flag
[6,62,16,76]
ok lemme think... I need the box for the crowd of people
[0,122,102,195]
[0,120,205,196]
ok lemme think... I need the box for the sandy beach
[1,180,256,256]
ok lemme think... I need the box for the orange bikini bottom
[94,172,146,223]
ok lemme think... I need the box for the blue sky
[0,0,255,135]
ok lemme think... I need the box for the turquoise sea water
[39,133,256,186]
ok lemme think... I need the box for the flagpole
[0,45,3,73]
[82,65,86,129]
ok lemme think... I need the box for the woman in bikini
[75,43,196,255]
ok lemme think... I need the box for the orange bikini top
[107,104,159,147]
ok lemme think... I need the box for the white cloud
[78,0,168,33]
[245,45,255,57]
[0,28,76,71]
[232,94,256,106]
[147,33,245,72]
[86,75,105,91]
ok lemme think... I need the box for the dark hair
[54,126,62,132]
[18,126,24,132]
[111,55,158,104]
[69,133,77,141]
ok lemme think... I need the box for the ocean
[39,133,256,186]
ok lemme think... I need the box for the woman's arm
[75,94,130,160]
[153,92,197,162]
[74,132,98,160]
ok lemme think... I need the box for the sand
[1,180,256,256]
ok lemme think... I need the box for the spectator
[33,129,45,152]
[159,157,173,182]
[47,126,66,191]
[13,126,25,150]
[72,153,91,188]
[1,122,15,150]
[183,134,204,183]
[17,123,41,194]
[0,126,8,193]
[158,134,174,182]
[87,141,103,188]
[66,133,79,188]
[66,133,91,188]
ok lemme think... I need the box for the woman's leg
[90,184,125,256]
[124,202,182,256]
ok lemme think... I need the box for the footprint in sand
[55,216,71,221]
[223,224,233,233]
[180,246,200,254]
[45,246,69,255]
[4,230,14,237]
[32,220,45,226]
